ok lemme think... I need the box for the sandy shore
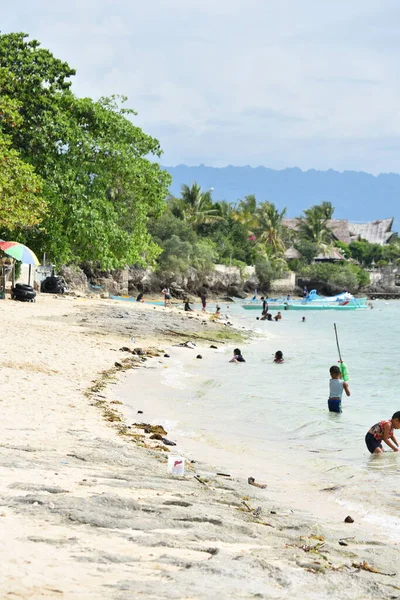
[0,295,399,599]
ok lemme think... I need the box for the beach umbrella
[0,241,40,266]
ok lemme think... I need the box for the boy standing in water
[328,365,350,413]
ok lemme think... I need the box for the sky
[3,0,400,174]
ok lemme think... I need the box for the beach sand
[0,295,399,599]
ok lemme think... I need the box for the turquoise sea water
[118,300,400,539]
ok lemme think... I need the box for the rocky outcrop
[59,265,88,292]
[68,263,295,298]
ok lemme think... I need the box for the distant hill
[164,165,400,229]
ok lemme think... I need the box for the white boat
[241,290,367,311]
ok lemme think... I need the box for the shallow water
[118,300,400,539]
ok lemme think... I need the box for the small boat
[241,290,367,311]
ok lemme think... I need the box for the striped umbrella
[0,241,40,265]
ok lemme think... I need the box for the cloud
[241,108,306,123]
[2,0,400,174]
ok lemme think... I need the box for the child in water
[274,351,284,363]
[365,412,400,454]
[328,365,350,413]
[230,348,246,363]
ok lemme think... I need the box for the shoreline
[0,295,399,599]
[113,337,400,540]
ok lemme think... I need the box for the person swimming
[274,351,284,363]
[230,348,246,363]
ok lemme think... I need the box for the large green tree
[0,68,46,230]
[0,32,171,267]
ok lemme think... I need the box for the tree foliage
[0,67,46,230]
[0,32,171,267]
[297,203,334,250]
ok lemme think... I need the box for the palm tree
[255,202,287,255]
[297,204,333,253]
[233,194,259,234]
[170,183,222,227]
[214,200,235,221]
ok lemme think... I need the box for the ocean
[117,300,400,541]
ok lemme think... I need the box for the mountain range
[164,165,400,228]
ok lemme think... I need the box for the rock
[150,433,163,440]
[162,438,177,446]
[196,354,203,359]
[210,345,218,349]
[133,348,146,356]
[114,362,123,368]
[344,516,354,523]
[227,286,247,299]
[59,265,88,292]
[137,410,143,414]
[164,353,170,358]
[119,347,133,353]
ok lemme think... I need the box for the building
[283,218,395,246]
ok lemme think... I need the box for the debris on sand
[344,516,354,523]
[248,477,267,489]
[133,423,167,436]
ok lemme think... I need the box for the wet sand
[0,295,399,599]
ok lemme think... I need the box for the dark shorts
[165,294,171,300]
[365,432,382,454]
[328,398,342,413]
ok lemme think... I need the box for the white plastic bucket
[168,455,185,476]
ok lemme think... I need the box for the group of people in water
[142,289,399,456]
[230,342,399,457]
[230,348,284,364]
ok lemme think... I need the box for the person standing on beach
[200,291,207,312]
[365,412,400,454]
[328,365,350,413]
[184,298,193,311]
[261,296,268,316]
[162,287,171,307]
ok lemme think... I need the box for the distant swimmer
[301,316,306,322]
[230,348,246,363]
[365,412,400,454]
[328,365,350,413]
[273,350,284,364]
[136,292,144,302]
[274,312,282,321]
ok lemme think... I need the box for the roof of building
[348,218,395,245]
[314,247,344,261]
[284,246,302,259]
[283,218,351,244]
[283,217,395,245]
